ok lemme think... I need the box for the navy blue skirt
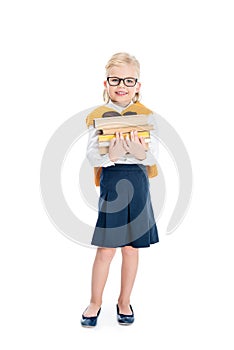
[91,164,159,248]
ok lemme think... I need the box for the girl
[81,52,159,327]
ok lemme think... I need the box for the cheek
[131,88,139,96]
[107,86,115,96]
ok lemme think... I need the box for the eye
[110,78,119,83]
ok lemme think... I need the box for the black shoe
[116,304,134,325]
[80,308,101,328]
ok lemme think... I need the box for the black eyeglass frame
[107,77,138,87]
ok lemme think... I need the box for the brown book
[93,114,149,129]
[100,124,154,135]
[99,146,110,155]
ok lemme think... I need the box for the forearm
[86,126,115,167]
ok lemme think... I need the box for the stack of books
[93,115,154,155]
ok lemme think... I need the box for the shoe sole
[118,321,134,326]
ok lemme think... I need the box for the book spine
[100,124,154,135]
[99,138,151,147]
[98,131,150,142]
[94,115,149,128]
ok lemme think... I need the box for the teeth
[116,92,127,95]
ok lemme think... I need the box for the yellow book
[98,131,150,142]
[99,138,151,147]
[99,143,149,155]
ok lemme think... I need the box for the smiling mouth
[116,91,128,96]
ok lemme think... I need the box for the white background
[1,0,234,349]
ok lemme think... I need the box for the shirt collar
[106,101,133,114]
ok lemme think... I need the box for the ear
[136,82,141,93]
[103,80,107,88]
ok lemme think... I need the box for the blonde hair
[103,52,141,103]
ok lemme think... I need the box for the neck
[109,100,132,108]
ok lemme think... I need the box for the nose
[118,79,125,87]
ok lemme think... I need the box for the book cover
[100,124,154,135]
[93,114,149,129]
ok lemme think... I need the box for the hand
[108,132,127,162]
[123,131,147,160]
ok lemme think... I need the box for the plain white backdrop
[1,0,234,349]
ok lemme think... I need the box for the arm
[86,126,115,167]
[141,113,159,165]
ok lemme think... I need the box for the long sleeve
[86,126,115,167]
[141,112,159,165]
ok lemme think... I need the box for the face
[104,64,141,107]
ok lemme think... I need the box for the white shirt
[86,101,159,167]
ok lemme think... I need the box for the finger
[130,131,135,142]
[140,136,146,147]
[124,135,130,147]
[123,138,129,148]
[123,141,130,152]
[135,130,143,143]
[109,137,116,149]
[119,132,124,140]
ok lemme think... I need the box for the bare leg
[117,246,139,315]
[83,247,116,317]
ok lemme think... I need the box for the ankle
[83,302,101,317]
[90,301,102,308]
[117,301,132,315]
[117,299,130,308]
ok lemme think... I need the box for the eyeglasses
[107,77,138,87]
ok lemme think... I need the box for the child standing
[81,52,159,327]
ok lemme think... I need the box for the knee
[97,247,116,262]
[121,246,138,257]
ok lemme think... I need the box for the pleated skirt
[91,164,159,248]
